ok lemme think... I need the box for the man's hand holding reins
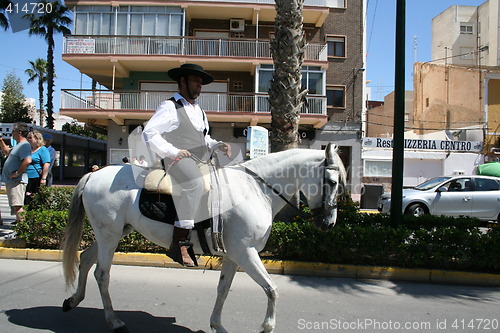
[219,142,232,157]
[176,149,192,159]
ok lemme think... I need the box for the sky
[0,0,486,112]
[365,0,483,101]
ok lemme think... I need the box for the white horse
[62,143,346,333]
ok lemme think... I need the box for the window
[65,152,86,167]
[327,86,345,108]
[74,5,183,36]
[364,160,392,177]
[475,178,500,191]
[326,35,346,58]
[257,65,325,95]
[460,23,473,34]
[301,66,324,95]
[110,149,132,165]
[444,178,471,192]
[257,65,273,93]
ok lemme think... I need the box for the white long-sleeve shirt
[142,93,219,159]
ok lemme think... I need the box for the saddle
[143,163,211,195]
[139,159,225,255]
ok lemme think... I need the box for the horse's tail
[62,172,92,289]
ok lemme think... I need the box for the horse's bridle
[310,161,339,218]
[243,159,338,218]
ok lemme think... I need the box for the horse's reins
[242,160,338,218]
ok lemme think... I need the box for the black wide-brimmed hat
[168,63,214,85]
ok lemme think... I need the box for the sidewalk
[0,190,17,241]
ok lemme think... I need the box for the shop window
[364,160,392,177]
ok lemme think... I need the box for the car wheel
[405,203,427,217]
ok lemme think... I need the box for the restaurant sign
[362,137,483,152]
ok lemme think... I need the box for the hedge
[14,187,500,273]
[17,186,164,253]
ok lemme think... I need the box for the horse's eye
[327,179,337,186]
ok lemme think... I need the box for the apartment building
[60,0,366,197]
[432,0,499,67]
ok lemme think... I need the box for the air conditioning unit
[230,19,245,32]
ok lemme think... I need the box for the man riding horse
[142,63,231,267]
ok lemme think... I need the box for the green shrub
[268,210,497,273]
[17,209,94,249]
[26,186,75,211]
[16,186,164,252]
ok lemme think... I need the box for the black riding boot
[168,226,197,267]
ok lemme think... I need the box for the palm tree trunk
[46,26,55,129]
[38,79,44,126]
[269,0,307,152]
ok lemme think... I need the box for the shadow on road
[286,274,499,303]
[5,306,206,333]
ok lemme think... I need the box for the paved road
[1,259,499,333]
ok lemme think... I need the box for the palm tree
[25,1,71,129]
[25,58,48,126]
[0,0,12,30]
[269,0,307,152]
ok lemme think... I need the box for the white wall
[404,158,443,187]
[442,152,484,175]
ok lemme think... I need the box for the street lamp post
[390,0,406,225]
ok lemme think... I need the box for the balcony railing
[61,90,327,115]
[183,0,345,7]
[63,36,328,61]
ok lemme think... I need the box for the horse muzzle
[312,207,337,231]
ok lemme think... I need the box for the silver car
[377,175,500,222]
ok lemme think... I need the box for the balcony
[63,35,327,61]
[60,90,328,128]
[184,0,337,6]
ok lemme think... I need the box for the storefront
[361,137,484,194]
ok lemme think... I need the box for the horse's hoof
[114,325,130,333]
[62,298,73,312]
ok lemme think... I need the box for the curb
[0,247,499,287]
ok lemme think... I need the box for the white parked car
[377,175,500,222]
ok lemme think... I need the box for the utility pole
[390,0,405,225]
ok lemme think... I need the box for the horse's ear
[325,142,337,164]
